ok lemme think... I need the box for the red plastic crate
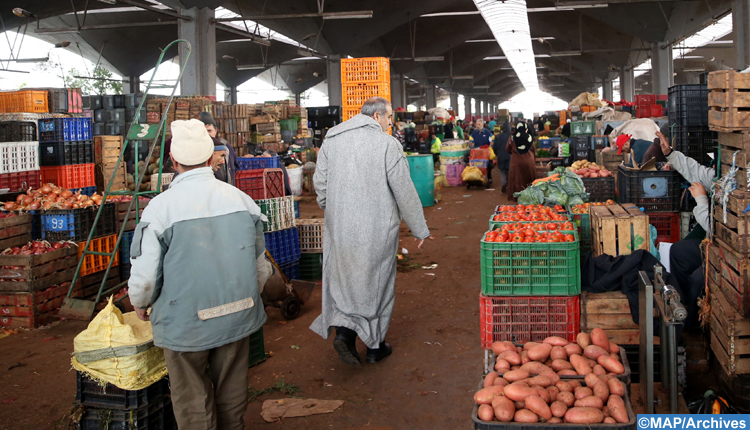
[0,170,40,192]
[647,212,681,245]
[650,104,663,117]
[479,294,580,349]
[634,94,656,106]
[235,168,285,200]
[40,164,95,189]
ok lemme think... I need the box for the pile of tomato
[484,228,576,243]
[493,205,569,222]
[496,221,575,232]
[569,201,616,214]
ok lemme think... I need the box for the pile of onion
[2,184,104,212]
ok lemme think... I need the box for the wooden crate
[93,136,123,165]
[590,203,650,257]
[114,199,150,231]
[0,214,32,250]
[708,238,750,315]
[715,220,750,254]
[0,281,72,328]
[719,145,748,188]
[708,70,750,132]
[0,246,78,293]
[581,291,660,346]
[709,280,750,375]
[75,269,121,300]
[95,163,127,193]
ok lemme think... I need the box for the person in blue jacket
[470,119,492,148]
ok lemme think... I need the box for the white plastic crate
[150,172,174,191]
[297,218,324,252]
[257,195,295,232]
[0,141,39,173]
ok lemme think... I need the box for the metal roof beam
[116,0,192,21]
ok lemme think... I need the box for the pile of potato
[474,328,630,424]
[568,161,613,178]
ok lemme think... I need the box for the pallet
[590,203,650,257]
[708,238,750,315]
[580,291,660,346]
[714,220,750,254]
[0,214,32,250]
[708,70,750,132]
[0,246,78,293]
[708,280,750,375]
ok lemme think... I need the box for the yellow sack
[71,298,168,390]
[462,166,485,183]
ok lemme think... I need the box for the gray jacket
[666,150,714,232]
[128,167,267,352]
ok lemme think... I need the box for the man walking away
[128,119,267,429]
[310,97,431,365]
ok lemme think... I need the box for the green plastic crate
[257,196,295,232]
[571,121,595,136]
[480,231,581,296]
[249,327,266,368]
[279,119,298,131]
[300,252,322,281]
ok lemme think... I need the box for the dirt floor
[0,184,721,429]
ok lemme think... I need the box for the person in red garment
[506,121,536,201]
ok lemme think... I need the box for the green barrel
[406,154,435,208]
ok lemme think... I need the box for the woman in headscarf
[506,121,537,201]
[492,121,513,193]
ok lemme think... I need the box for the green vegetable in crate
[515,166,588,206]
[536,149,551,158]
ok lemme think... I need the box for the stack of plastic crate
[0,121,40,192]
[38,117,95,194]
[264,226,301,280]
[297,218,324,281]
[668,84,716,166]
[341,57,391,121]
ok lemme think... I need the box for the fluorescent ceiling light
[547,83,565,87]
[0,57,49,63]
[527,5,607,12]
[473,85,490,89]
[705,40,733,45]
[421,11,480,17]
[473,0,539,91]
[392,56,444,62]
[237,64,268,70]
[675,56,704,59]
[467,37,553,43]
[453,75,474,79]
[216,38,271,47]
[550,51,582,57]
[297,49,313,57]
[549,72,571,76]
[683,68,706,72]
[321,11,373,19]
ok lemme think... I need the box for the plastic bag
[71,298,168,390]
[462,166,485,183]
[287,166,303,196]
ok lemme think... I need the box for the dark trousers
[163,336,250,430]
[668,239,705,328]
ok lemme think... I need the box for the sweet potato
[550,346,567,361]
[521,351,531,364]
[570,354,593,375]
[575,395,604,409]
[491,341,517,355]
[557,391,576,407]
[477,404,494,421]
[610,353,620,361]
[568,380,582,389]
[533,386,550,403]
[607,395,629,423]
[576,332,591,349]
[584,345,610,360]
[495,358,511,372]
[503,369,530,383]
[564,407,604,424]
[523,342,540,351]
[484,371,500,388]
[586,358,598,368]
[609,343,620,355]
[549,417,563,423]
[604,417,617,423]
[474,386,504,404]
[520,362,554,375]
[558,369,578,376]
[492,396,516,422]
[574,387,593,400]
[602,406,609,417]
[608,378,626,396]
[504,383,538,402]
[526,375,552,388]
[525,395,553,420]
[593,364,607,376]
[498,350,522,366]
[593,380,610,402]
[494,377,509,387]
[540,371,560,385]
[547,386,560,402]
[598,355,625,374]
[515,401,526,409]
[564,343,583,357]
[514,409,539,423]
[551,359,573,372]
[528,343,553,362]
[550,401,568,418]
[543,336,570,347]
[590,328,610,350]
[555,381,573,392]
[584,373,602,388]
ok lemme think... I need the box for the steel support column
[426,85,437,109]
[391,74,403,108]
[603,79,614,101]
[652,42,673,95]
[450,91,459,113]
[327,54,342,106]
[123,76,141,94]
[464,95,472,121]
[178,7,216,96]
[734,0,750,69]
[620,67,635,102]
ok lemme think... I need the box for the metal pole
[668,324,678,413]
[639,271,655,414]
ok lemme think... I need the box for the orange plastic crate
[10,90,49,113]
[77,234,119,276]
[341,57,390,84]
[40,163,95,189]
[342,83,391,108]
[343,107,359,121]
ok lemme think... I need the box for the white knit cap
[170,119,214,166]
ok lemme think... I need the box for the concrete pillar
[603,80,614,101]
[464,95,472,121]
[425,85,437,109]
[178,7,216,96]
[734,0,750,69]
[326,54,342,106]
[450,91,458,113]
[619,67,635,102]
[391,75,403,108]
[295,93,301,105]
[124,76,140,94]
[480,100,485,118]
[651,42,673,95]
[223,86,238,104]
[399,74,407,110]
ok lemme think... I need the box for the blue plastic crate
[264,227,301,265]
[279,260,300,280]
[294,200,300,219]
[38,118,92,142]
[237,156,281,171]
[40,203,116,242]
[75,186,96,196]
[120,231,135,264]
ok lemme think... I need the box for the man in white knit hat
[128,119,266,429]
